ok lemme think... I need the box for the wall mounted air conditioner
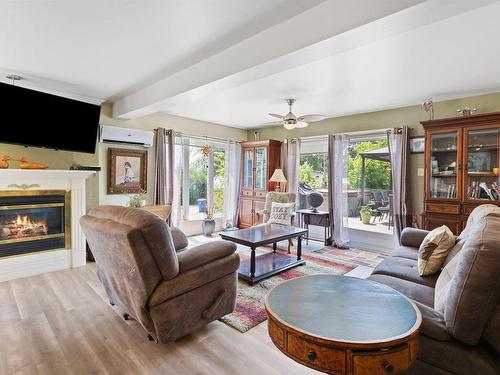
[99,125,154,148]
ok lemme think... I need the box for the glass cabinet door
[428,131,460,199]
[255,147,267,189]
[465,128,499,202]
[243,148,254,188]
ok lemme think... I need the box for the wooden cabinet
[422,112,500,234]
[238,140,281,228]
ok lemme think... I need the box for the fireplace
[0,190,71,258]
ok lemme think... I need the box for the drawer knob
[383,362,394,373]
[307,350,317,361]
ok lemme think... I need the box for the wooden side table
[265,275,421,375]
[296,209,330,245]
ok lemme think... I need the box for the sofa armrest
[414,301,450,341]
[400,228,429,248]
[177,240,237,273]
[170,226,188,251]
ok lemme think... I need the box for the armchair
[256,192,296,253]
[80,206,239,343]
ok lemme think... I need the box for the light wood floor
[0,264,321,375]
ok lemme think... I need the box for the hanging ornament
[421,98,434,120]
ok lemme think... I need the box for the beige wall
[250,91,500,221]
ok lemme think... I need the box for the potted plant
[360,205,372,225]
[202,205,216,236]
[128,189,147,208]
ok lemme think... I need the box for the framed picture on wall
[409,136,425,154]
[108,148,147,194]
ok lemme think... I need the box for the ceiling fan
[268,99,326,130]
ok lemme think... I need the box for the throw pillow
[418,225,456,276]
[267,202,294,226]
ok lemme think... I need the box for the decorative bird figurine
[19,156,48,169]
[0,155,11,169]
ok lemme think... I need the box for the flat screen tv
[0,82,101,153]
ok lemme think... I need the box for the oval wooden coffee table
[265,275,421,375]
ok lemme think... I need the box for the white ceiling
[0,0,324,101]
[1,0,500,128]
[159,0,500,128]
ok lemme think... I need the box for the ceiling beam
[113,0,425,118]
[113,0,497,119]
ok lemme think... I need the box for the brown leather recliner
[80,206,240,343]
[369,204,500,375]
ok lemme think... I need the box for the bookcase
[421,112,500,234]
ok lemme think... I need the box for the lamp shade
[269,168,287,183]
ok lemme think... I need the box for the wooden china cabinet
[421,112,500,234]
[238,140,281,228]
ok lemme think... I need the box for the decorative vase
[361,212,371,225]
[202,219,216,236]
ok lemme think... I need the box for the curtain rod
[298,128,391,141]
[158,128,241,143]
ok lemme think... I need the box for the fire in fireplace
[0,191,71,257]
[1,214,49,240]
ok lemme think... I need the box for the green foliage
[359,205,372,215]
[347,140,390,190]
[299,154,328,189]
[127,189,147,208]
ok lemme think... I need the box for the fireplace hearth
[0,191,70,257]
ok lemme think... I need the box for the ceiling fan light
[283,122,296,130]
[296,121,308,128]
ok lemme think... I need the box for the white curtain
[170,133,184,226]
[388,126,411,245]
[222,141,241,229]
[328,134,350,248]
[287,139,301,197]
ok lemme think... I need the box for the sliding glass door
[346,134,393,234]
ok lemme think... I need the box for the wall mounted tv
[0,82,101,154]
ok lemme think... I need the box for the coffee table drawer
[287,333,346,374]
[352,345,411,375]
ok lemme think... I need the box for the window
[299,138,329,192]
[346,135,393,234]
[178,138,226,222]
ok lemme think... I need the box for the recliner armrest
[170,226,189,251]
[177,240,237,273]
[400,228,429,248]
[414,301,450,341]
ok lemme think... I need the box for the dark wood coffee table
[219,224,307,285]
[265,275,422,375]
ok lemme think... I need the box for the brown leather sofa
[80,206,240,343]
[368,204,500,375]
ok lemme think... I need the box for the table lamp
[269,168,287,192]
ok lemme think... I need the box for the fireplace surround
[0,190,71,258]
[0,169,94,282]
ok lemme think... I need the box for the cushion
[392,245,419,261]
[371,257,438,288]
[434,253,460,313]
[444,209,500,346]
[368,274,435,307]
[267,202,294,225]
[418,225,456,276]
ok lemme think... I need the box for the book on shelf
[468,180,500,200]
[446,184,456,199]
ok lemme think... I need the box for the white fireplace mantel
[0,169,95,282]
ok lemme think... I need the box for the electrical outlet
[417,168,425,177]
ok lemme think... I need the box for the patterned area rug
[312,246,388,268]
[220,250,354,333]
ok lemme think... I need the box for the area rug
[219,251,354,333]
[263,242,387,269]
[312,246,387,268]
